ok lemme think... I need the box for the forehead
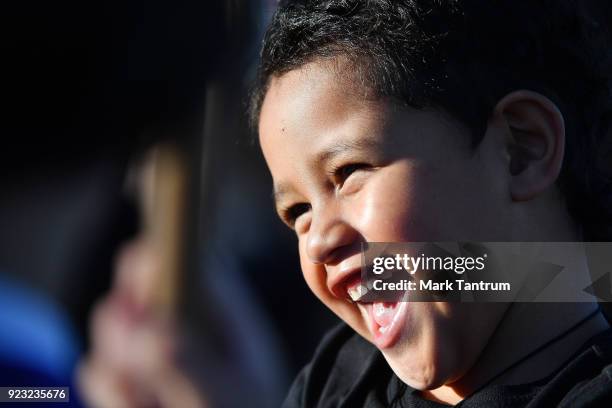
[261,62,382,132]
[258,62,386,160]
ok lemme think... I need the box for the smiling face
[258,61,511,389]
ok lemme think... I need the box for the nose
[306,202,358,264]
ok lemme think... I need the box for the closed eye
[280,202,311,228]
[331,163,371,186]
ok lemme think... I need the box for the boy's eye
[333,163,370,186]
[282,202,311,227]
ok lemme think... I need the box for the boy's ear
[493,90,565,201]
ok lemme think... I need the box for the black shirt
[283,323,612,407]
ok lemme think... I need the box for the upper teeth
[348,284,368,301]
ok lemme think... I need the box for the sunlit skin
[258,60,610,404]
[258,61,516,391]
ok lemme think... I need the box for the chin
[382,341,457,390]
[391,363,448,390]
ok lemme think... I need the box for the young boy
[251,1,612,406]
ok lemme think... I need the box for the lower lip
[366,299,409,349]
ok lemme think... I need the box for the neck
[422,302,609,405]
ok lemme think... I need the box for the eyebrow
[272,136,379,204]
[314,137,378,164]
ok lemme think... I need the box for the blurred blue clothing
[0,275,83,407]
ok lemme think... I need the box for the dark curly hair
[250,0,612,240]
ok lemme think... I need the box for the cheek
[356,163,437,241]
[358,160,499,242]
[297,238,373,341]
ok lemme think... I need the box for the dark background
[0,1,337,404]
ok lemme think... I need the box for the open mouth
[346,279,409,349]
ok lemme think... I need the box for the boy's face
[259,62,510,389]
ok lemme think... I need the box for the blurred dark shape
[0,0,232,171]
[0,0,237,344]
[0,0,337,406]
[0,0,248,399]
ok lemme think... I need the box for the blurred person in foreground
[78,144,288,408]
[250,0,612,407]
[2,0,293,406]
[73,1,291,406]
